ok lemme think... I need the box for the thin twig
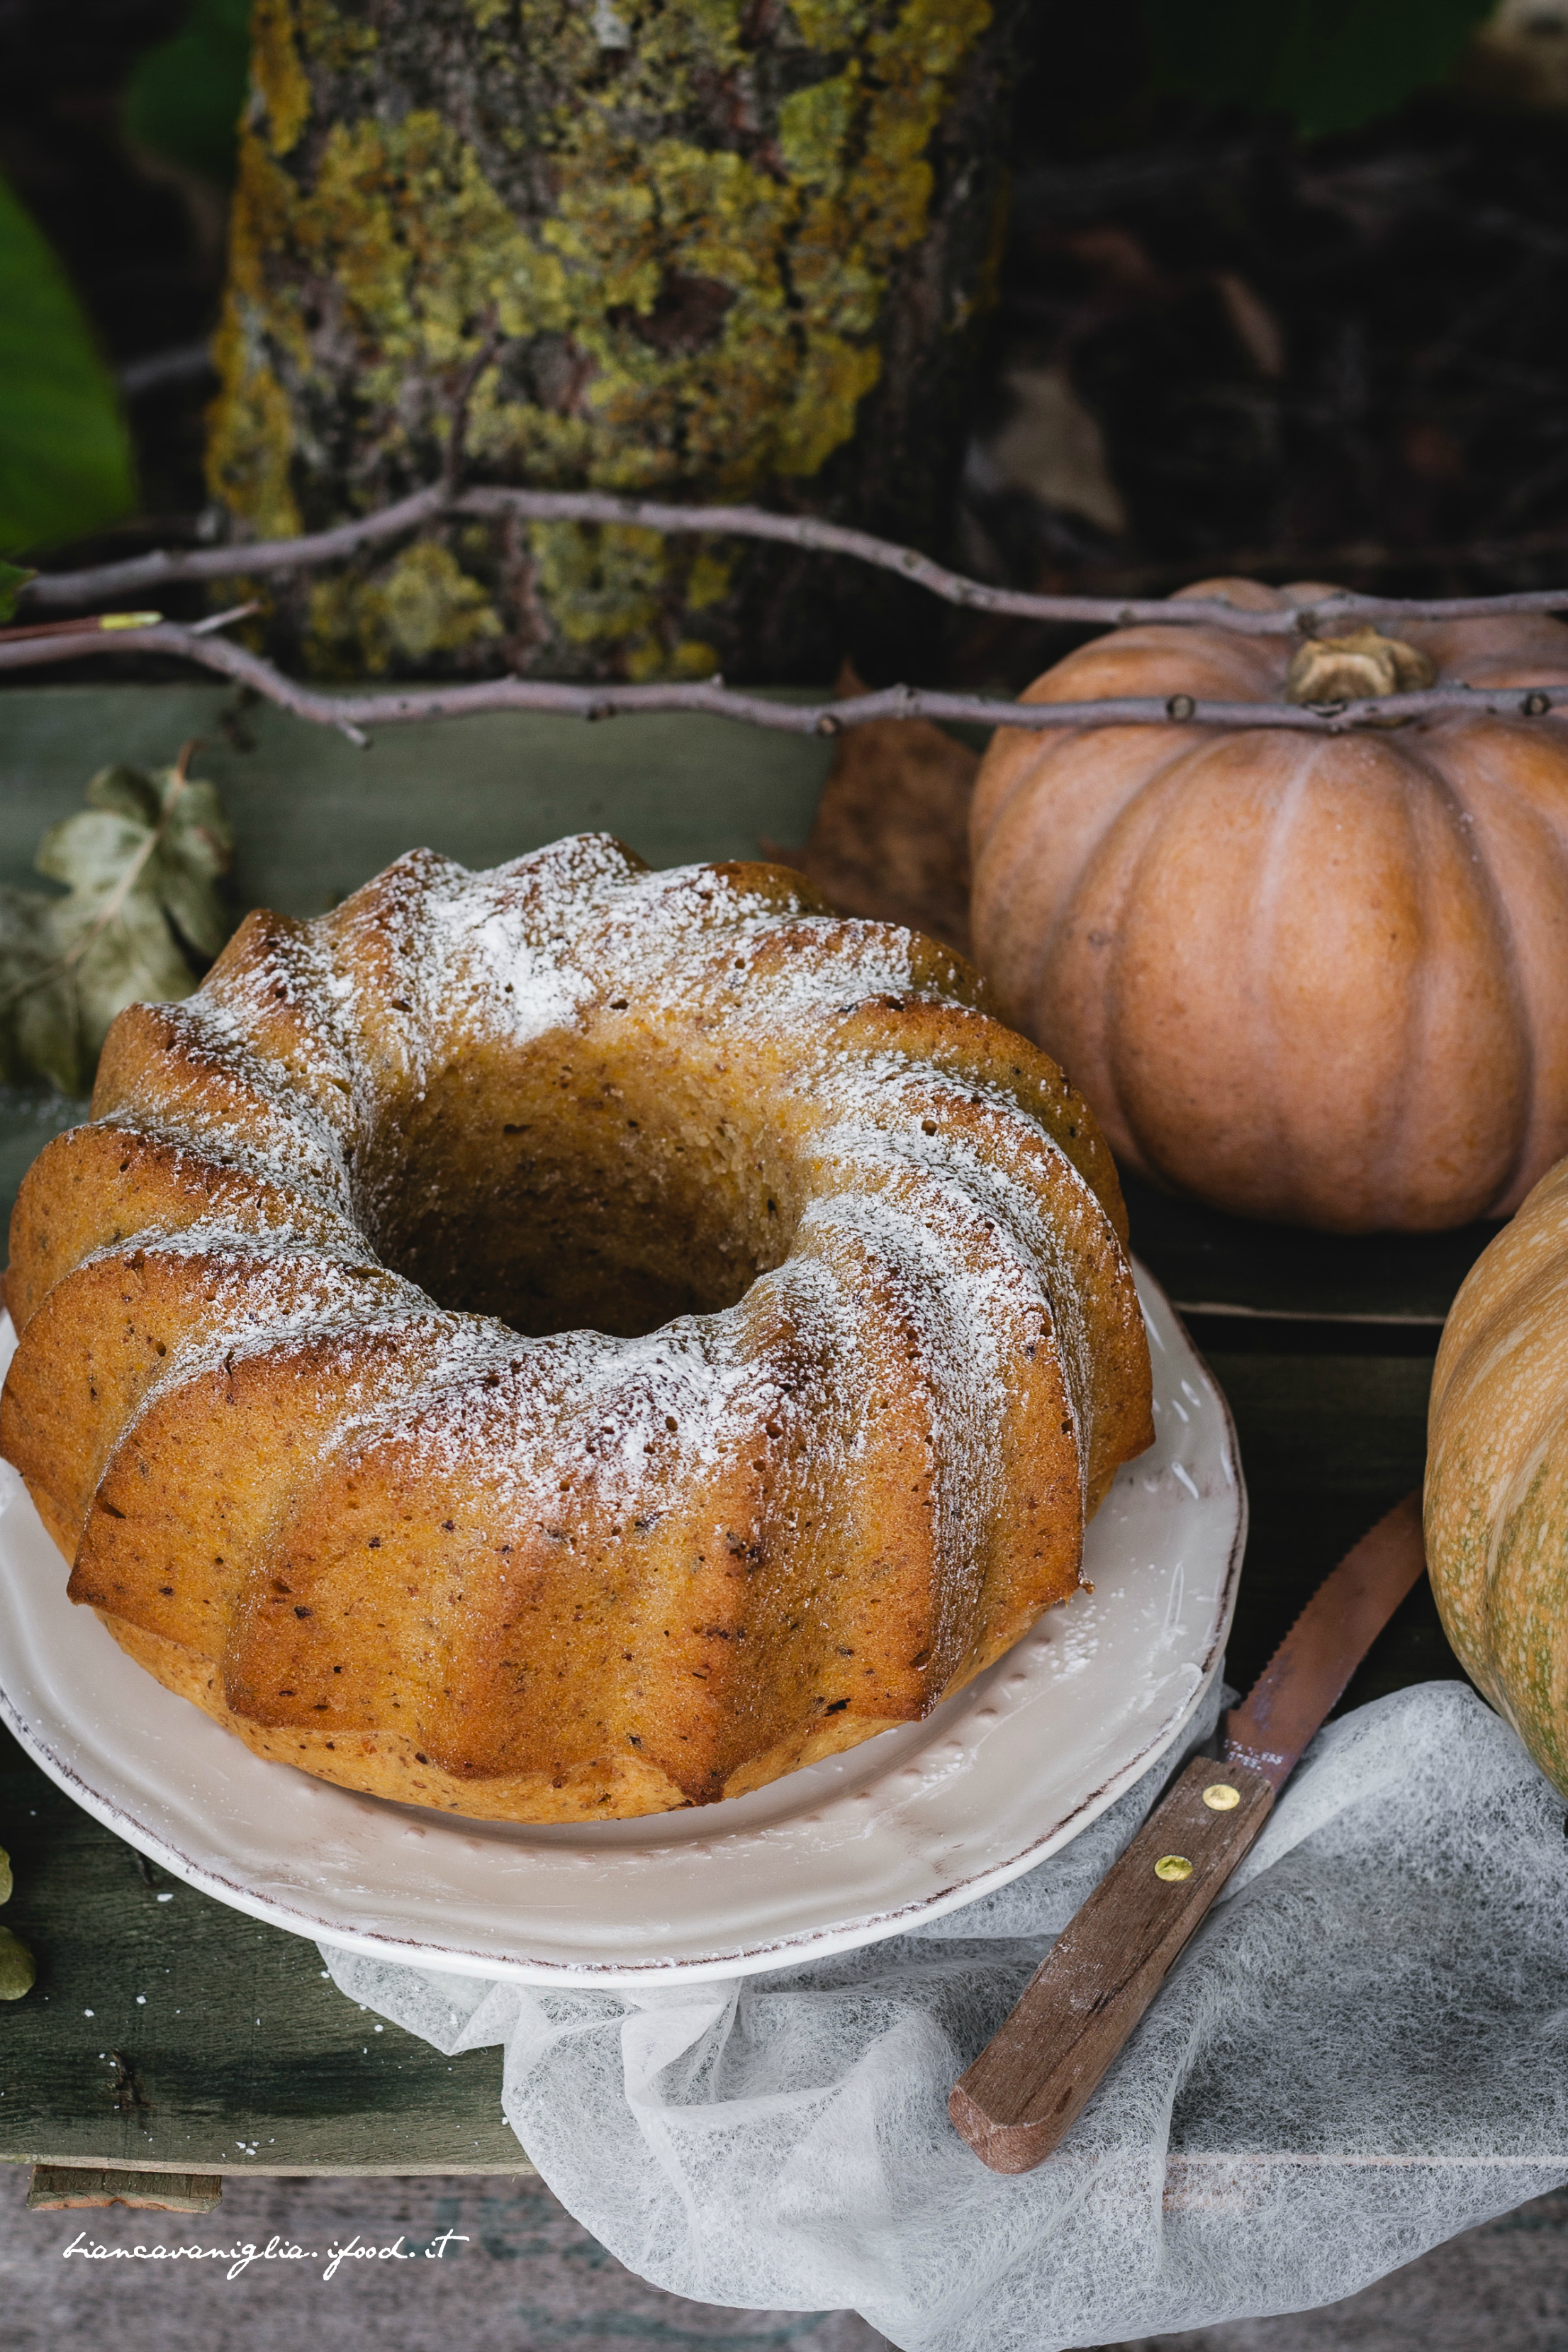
[3,617,1565,741]
[18,479,1568,639]
[452,488,1568,637]
[0,610,162,645]
[21,485,451,610]
[189,601,261,634]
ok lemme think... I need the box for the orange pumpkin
[970,579,1568,1232]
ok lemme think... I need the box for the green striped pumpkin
[1427,1155,1568,1796]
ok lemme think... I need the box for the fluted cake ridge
[0,834,1153,1820]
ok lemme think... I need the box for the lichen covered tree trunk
[208,0,1021,683]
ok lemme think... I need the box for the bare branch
[19,486,450,610]
[18,478,1568,639]
[3,616,1565,743]
[452,489,1568,639]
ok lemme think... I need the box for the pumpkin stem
[1284,626,1436,706]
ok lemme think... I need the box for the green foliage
[125,0,253,188]
[0,173,138,557]
[1142,0,1496,138]
[0,563,35,623]
[0,759,236,1096]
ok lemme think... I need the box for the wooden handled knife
[948,1489,1426,2175]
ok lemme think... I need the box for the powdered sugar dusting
[30,832,1149,1799]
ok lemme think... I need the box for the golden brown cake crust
[1,836,1152,1820]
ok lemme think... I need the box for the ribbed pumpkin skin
[970,578,1568,1231]
[1427,1153,1568,1798]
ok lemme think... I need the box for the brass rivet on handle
[1153,1854,1193,1882]
[1202,1783,1241,1811]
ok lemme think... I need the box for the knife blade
[948,1489,1426,2175]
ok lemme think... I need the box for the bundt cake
[0,835,1153,1822]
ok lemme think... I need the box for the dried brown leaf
[776,663,978,956]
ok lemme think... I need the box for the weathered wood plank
[27,2164,223,2210]
[0,1761,525,2176]
[1125,1172,1495,1329]
[0,682,833,921]
[1209,1348,1457,1709]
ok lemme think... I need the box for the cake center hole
[359,1047,800,1339]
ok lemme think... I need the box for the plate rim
[0,1267,1246,1984]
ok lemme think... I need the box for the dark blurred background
[4,0,1568,687]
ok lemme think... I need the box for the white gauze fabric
[321,1680,1568,2351]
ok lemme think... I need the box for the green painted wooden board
[0,1757,523,2175]
[0,682,834,921]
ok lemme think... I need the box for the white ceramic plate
[0,1265,1243,1986]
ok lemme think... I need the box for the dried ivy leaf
[779,662,978,958]
[0,1922,35,1999]
[0,753,236,1095]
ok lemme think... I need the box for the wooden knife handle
[948,1754,1275,2173]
